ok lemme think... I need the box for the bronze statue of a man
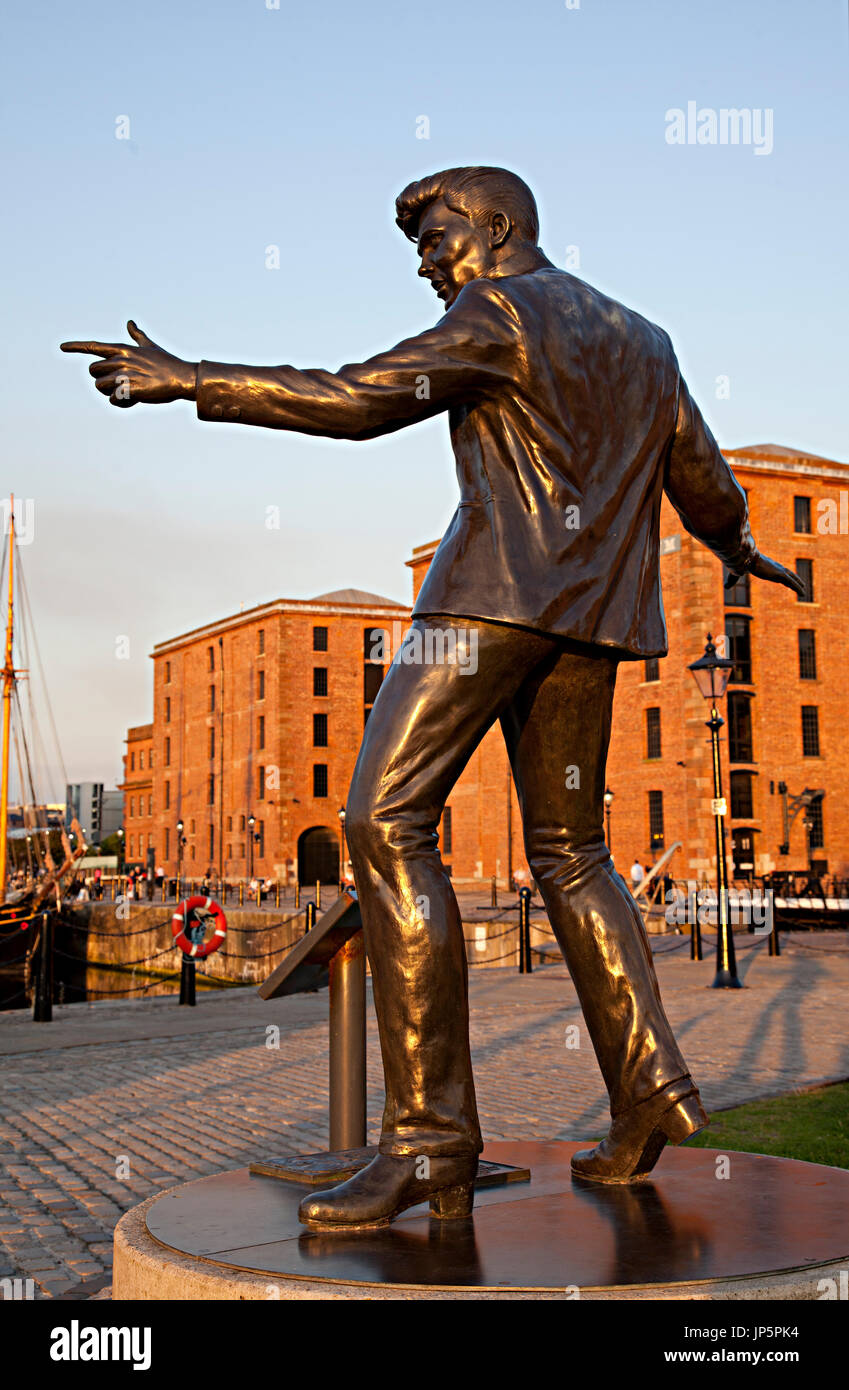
[63,166,801,1230]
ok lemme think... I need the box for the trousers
[345,617,691,1157]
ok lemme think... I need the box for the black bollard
[305,901,316,937]
[518,886,533,974]
[33,912,53,1022]
[491,875,498,908]
[179,955,196,1006]
[767,891,780,957]
[690,887,704,961]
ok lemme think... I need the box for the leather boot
[571,1079,708,1184]
[298,1152,479,1230]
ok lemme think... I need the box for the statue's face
[416,197,496,308]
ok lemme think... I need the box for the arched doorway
[298,826,339,885]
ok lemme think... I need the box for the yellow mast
[0,494,15,904]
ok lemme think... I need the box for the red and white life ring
[171,896,227,959]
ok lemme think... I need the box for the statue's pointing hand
[60,321,197,407]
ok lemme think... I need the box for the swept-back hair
[395,166,539,244]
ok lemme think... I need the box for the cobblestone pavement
[0,932,847,1298]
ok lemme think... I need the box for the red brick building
[124,444,849,888]
[119,724,154,870]
[138,590,410,883]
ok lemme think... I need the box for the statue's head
[395,166,539,308]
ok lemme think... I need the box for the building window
[313,712,328,747]
[801,706,820,757]
[795,558,814,603]
[164,828,170,859]
[139,750,145,770]
[793,496,812,534]
[164,782,170,810]
[313,667,328,697]
[258,768,265,801]
[313,626,328,652]
[808,798,824,849]
[257,670,265,700]
[165,736,171,767]
[723,567,751,607]
[207,774,215,804]
[644,657,659,682]
[207,645,215,672]
[725,615,752,684]
[798,629,817,680]
[441,806,453,856]
[728,693,754,763]
[209,684,216,712]
[239,814,245,831]
[364,663,383,707]
[149,750,153,768]
[645,707,661,759]
[648,790,664,850]
[129,796,135,818]
[313,764,328,798]
[165,661,171,683]
[148,794,152,815]
[130,751,135,772]
[258,629,265,655]
[227,815,233,831]
[258,715,265,750]
[208,825,214,861]
[256,820,265,860]
[364,628,388,662]
[165,696,171,723]
[730,770,754,819]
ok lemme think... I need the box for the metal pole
[708,708,742,989]
[179,955,196,1006]
[33,911,53,1022]
[328,931,366,1151]
[316,879,321,911]
[305,901,316,936]
[295,880,300,910]
[491,875,497,908]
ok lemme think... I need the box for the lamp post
[338,806,347,886]
[176,818,186,895]
[688,633,742,989]
[117,827,124,876]
[603,787,614,851]
[248,813,256,880]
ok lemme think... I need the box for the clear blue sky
[2,0,847,794]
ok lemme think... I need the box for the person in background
[630,860,645,891]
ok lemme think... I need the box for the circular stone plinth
[113,1141,849,1300]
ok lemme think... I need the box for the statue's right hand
[61,321,197,407]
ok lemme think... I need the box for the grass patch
[686,1082,849,1169]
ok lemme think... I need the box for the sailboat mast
[0,493,15,904]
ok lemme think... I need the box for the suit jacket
[195,265,755,657]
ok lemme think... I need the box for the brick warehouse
[123,443,849,887]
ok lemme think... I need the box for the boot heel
[429,1184,474,1219]
[659,1094,708,1146]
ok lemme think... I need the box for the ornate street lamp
[248,813,256,880]
[688,634,742,988]
[603,787,614,851]
[117,826,124,875]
